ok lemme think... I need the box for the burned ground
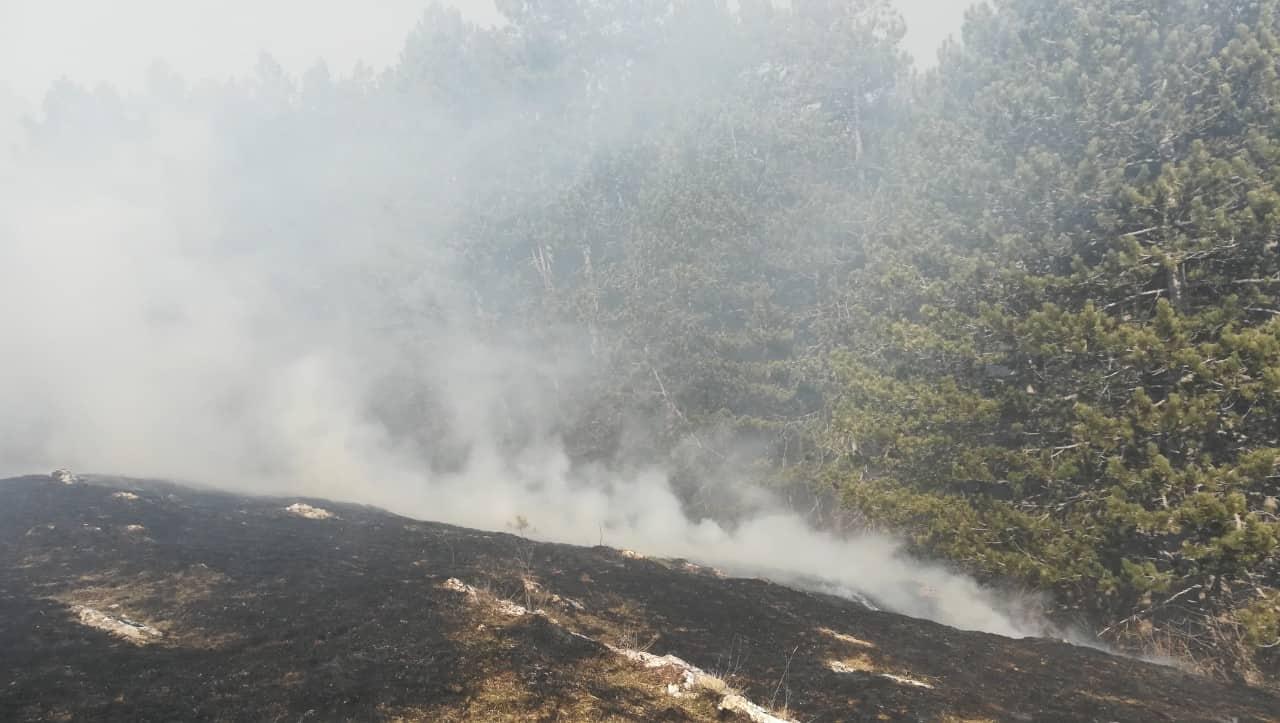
[1,474,1276,722]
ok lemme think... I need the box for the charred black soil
[1,474,1275,722]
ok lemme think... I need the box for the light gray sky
[896,0,974,66]
[0,0,973,106]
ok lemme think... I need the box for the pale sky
[0,0,974,106]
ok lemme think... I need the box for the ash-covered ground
[2,474,1275,722]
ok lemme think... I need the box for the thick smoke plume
[0,15,1047,640]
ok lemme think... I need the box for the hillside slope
[1,474,1275,722]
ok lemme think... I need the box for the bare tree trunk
[1166,260,1183,312]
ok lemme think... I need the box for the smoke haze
[0,0,971,102]
[0,1,1043,641]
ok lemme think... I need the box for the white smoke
[0,40,1046,641]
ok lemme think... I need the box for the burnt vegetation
[3,475,1278,721]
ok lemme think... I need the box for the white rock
[74,606,163,644]
[285,502,334,520]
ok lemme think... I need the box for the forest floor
[1,473,1276,722]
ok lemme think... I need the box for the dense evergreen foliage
[23,0,1280,680]
[823,0,1280,679]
